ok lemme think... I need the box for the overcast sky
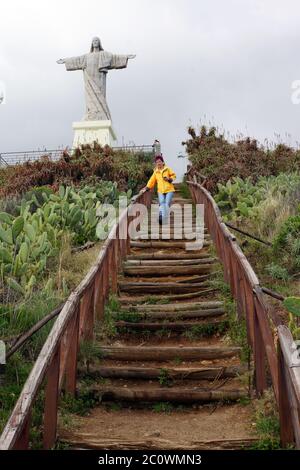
[1,0,300,179]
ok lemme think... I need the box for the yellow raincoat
[146,166,176,194]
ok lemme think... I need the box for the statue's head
[90,37,104,52]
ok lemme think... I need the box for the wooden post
[114,227,120,269]
[79,286,94,340]
[110,243,118,294]
[236,269,245,320]
[64,307,80,395]
[102,255,109,301]
[43,347,60,449]
[94,269,104,320]
[245,283,255,349]
[278,341,295,447]
[59,305,79,391]
[12,413,31,450]
[126,213,131,254]
[253,303,267,397]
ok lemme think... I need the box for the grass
[209,269,250,364]
[114,310,141,323]
[250,390,281,450]
[107,402,122,412]
[0,353,45,448]
[78,340,104,373]
[173,356,183,365]
[155,328,171,338]
[179,179,191,200]
[60,389,101,417]
[182,321,228,340]
[158,368,173,387]
[56,238,104,292]
[0,237,105,443]
[152,402,174,413]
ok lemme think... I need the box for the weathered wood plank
[79,365,243,380]
[90,386,246,403]
[123,265,213,277]
[115,318,227,331]
[127,253,211,260]
[119,281,212,294]
[119,308,226,321]
[124,258,216,266]
[130,241,211,249]
[101,345,241,361]
[124,301,223,312]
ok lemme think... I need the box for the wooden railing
[0,188,152,450]
[187,175,300,448]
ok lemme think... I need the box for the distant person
[152,139,161,157]
[145,155,176,225]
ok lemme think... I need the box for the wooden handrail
[186,173,300,448]
[0,187,152,450]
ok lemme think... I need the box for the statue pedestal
[72,120,117,148]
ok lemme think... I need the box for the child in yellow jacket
[145,155,176,224]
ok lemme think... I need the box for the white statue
[57,37,136,121]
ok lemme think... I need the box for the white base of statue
[72,120,117,148]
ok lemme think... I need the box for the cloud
[1,0,300,177]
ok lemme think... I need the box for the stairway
[59,185,254,450]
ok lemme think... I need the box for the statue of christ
[57,37,136,121]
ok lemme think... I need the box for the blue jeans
[158,192,174,222]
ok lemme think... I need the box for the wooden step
[88,386,246,403]
[131,234,210,241]
[80,364,243,380]
[124,301,223,312]
[100,346,241,361]
[130,240,211,249]
[121,274,213,284]
[119,288,218,303]
[152,199,193,205]
[117,308,225,320]
[60,436,259,451]
[123,264,213,277]
[124,258,216,266]
[127,253,211,260]
[115,318,227,331]
[119,281,212,294]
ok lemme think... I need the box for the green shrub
[266,263,290,281]
[273,215,300,252]
[183,125,300,193]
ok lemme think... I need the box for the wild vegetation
[0,143,153,198]
[183,125,300,193]
[184,125,300,336]
[0,145,153,436]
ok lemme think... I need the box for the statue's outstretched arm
[109,53,136,69]
[57,55,86,71]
